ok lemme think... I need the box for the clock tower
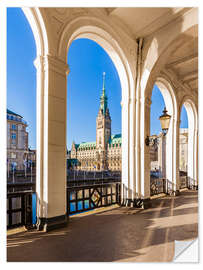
[96,72,111,170]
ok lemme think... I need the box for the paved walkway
[7,190,198,262]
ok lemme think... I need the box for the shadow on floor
[7,190,198,262]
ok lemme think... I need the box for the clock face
[98,120,103,128]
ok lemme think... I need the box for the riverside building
[7,109,35,170]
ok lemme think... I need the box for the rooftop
[74,133,122,149]
[7,109,22,118]
[110,134,122,144]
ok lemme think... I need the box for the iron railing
[7,190,36,229]
[7,174,198,229]
[150,178,165,196]
[179,176,188,189]
[180,176,198,190]
[7,182,36,229]
[67,170,121,181]
[7,168,35,183]
[7,182,35,193]
[150,176,198,196]
[67,178,121,215]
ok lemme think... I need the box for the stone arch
[22,7,52,225]
[57,17,135,203]
[179,96,198,185]
[139,75,178,201]
[141,20,198,122]
[155,77,178,186]
[58,17,135,102]
[142,8,198,81]
[22,8,49,56]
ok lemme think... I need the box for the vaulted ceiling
[106,7,192,38]
[166,25,198,94]
[105,7,198,95]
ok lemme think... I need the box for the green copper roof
[77,141,96,149]
[110,134,122,144]
[100,72,108,115]
[73,134,122,149]
[7,109,22,118]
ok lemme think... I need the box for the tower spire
[100,72,108,115]
[102,72,106,96]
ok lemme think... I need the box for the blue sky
[150,86,188,135]
[7,8,36,149]
[67,38,121,149]
[7,8,188,150]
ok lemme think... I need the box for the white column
[121,99,130,205]
[193,128,198,186]
[139,97,151,207]
[34,55,68,231]
[164,114,178,195]
[158,134,166,178]
[187,115,195,185]
[128,97,136,206]
[174,118,180,193]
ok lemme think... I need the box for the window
[11,152,16,159]
[12,124,16,130]
[11,133,16,145]
[11,133,16,139]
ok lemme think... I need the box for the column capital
[121,98,130,107]
[140,96,152,107]
[176,119,181,126]
[128,97,137,105]
[34,55,69,76]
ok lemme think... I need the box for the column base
[124,198,152,209]
[174,190,180,196]
[169,190,180,196]
[191,185,198,190]
[133,198,151,209]
[37,214,68,232]
[126,198,133,207]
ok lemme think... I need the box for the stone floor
[7,190,198,262]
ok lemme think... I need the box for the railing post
[22,194,26,226]
[67,189,69,215]
[30,165,32,183]
[8,197,12,227]
[116,183,119,204]
[7,162,9,179]
[164,179,167,194]
[187,176,190,189]
[12,167,15,184]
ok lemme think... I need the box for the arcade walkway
[7,190,198,262]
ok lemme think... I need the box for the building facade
[70,73,122,171]
[7,109,35,170]
[150,129,188,175]
[179,128,188,172]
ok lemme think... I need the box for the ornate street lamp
[145,107,171,146]
[158,107,171,180]
[159,107,171,136]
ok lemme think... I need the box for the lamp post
[159,107,171,136]
[158,107,171,181]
